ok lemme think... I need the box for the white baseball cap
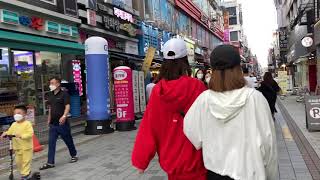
[163,38,188,60]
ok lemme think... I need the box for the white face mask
[205,77,211,84]
[49,85,57,91]
[197,74,204,79]
[14,114,24,122]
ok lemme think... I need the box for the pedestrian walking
[205,71,212,86]
[243,66,258,88]
[184,45,278,180]
[40,77,78,170]
[146,77,156,102]
[132,38,207,180]
[0,105,34,180]
[257,72,281,118]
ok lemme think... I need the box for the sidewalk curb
[0,134,104,175]
[278,99,320,180]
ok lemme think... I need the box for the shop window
[0,48,17,118]
[0,49,36,119]
[35,51,62,116]
[229,17,237,25]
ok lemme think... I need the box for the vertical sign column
[85,36,114,135]
[114,66,136,131]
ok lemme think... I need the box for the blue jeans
[47,123,77,164]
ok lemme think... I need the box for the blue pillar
[84,37,114,135]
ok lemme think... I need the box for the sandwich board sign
[305,95,320,131]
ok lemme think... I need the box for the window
[230,31,239,41]
[39,0,56,5]
[229,17,237,25]
[226,7,237,16]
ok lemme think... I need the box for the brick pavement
[278,96,320,180]
[0,105,316,180]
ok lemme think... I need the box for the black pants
[207,170,234,180]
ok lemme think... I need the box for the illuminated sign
[72,60,83,96]
[114,7,133,23]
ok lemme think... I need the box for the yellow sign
[142,47,156,77]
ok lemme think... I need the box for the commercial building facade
[274,0,319,92]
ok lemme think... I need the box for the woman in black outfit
[257,72,281,117]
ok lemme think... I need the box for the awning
[0,30,84,55]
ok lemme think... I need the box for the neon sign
[114,7,133,23]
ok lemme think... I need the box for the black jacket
[257,82,278,114]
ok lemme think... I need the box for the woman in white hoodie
[184,45,278,180]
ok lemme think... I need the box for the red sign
[72,60,83,96]
[87,10,97,26]
[113,66,135,122]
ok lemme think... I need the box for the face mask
[206,77,211,84]
[49,85,57,91]
[14,114,24,122]
[197,74,204,79]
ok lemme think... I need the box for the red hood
[154,76,203,112]
[132,75,207,177]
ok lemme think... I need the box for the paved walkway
[0,103,316,180]
[278,96,320,180]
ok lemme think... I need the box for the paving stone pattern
[0,105,315,180]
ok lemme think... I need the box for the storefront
[0,5,84,123]
[314,20,320,88]
[78,0,145,114]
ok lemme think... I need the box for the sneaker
[70,156,78,163]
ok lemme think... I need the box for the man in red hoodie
[132,38,207,180]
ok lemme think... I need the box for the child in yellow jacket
[1,105,34,179]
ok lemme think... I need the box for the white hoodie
[184,87,278,180]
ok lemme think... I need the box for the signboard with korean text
[278,71,288,94]
[305,96,320,131]
[0,9,79,41]
[46,21,59,34]
[60,24,71,35]
[279,28,288,51]
[113,66,135,122]
[132,70,140,113]
[87,9,97,26]
[103,15,120,31]
[138,71,146,113]
[1,9,19,25]
[114,7,133,23]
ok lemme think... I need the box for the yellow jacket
[6,120,34,150]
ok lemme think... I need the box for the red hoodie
[132,76,207,180]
